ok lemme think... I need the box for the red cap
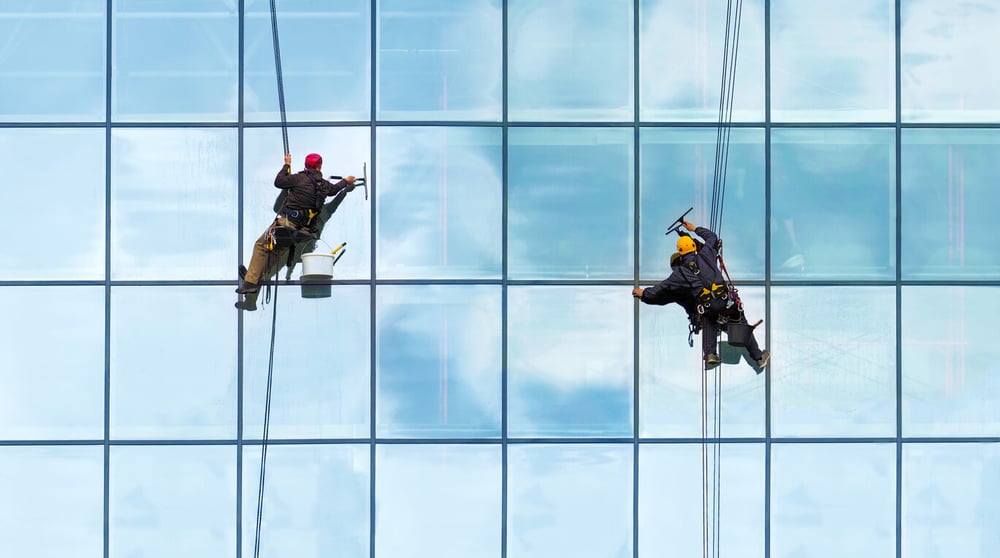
[304,153,323,169]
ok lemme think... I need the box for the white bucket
[300,252,335,279]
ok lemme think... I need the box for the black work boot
[705,353,722,368]
[234,298,258,311]
[235,281,260,295]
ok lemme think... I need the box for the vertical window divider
[236,2,246,557]
[763,1,773,556]
[894,2,904,558]
[632,1,641,557]
[103,2,113,557]
[369,3,378,558]
[501,2,510,558]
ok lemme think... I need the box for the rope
[269,0,289,154]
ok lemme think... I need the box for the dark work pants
[701,302,764,361]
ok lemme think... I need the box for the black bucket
[300,281,331,299]
[726,322,753,348]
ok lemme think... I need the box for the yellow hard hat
[676,236,696,255]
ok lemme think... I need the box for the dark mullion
[103,1,114,557]
[369,2,378,558]
[894,1,904,558]
[501,1,510,557]
[631,0,642,557]
[236,1,246,557]
[763,0,772,557]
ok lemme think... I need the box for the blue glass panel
[243,127,371,280]
[376,0,502,121]
[639,128,765,281]
[110,286,237,440]
[639,287,766,438]
[2,128,105,280]
[244,0,370,122]
[902,130,1000,278]
[902,0,1000,122]
[771,129,896,280]
[375,445,501,558]
[112,1,237,122]
[507,444,632,558]
[244,286,370,439]
[771,287,896,438]
[110,128,237,280]
[508,286,633,437]
[639,444,764,558]
[242,444,369,558]
[376,127,502,279]
[508,128,634,279]
[639,0,765,122]
[376,285,501,438]
[0,287,104,440]
[770,0,895,122]
[0,446,103,558]
[0,1,105,122]
[771,443,895,558]
[110,445,236,558]
[903,287,1000,437]
[508,0,634,122]
[902,443,1000,558]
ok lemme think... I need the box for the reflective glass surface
[244,0,370,122]
[0,287,104,440]
[901,0,1000,122]
[110,128,237,280]
[771,128,896,280]
[508,286,633,438]
[771,443,896,558]
[110,445,236,558]
[508,128,633,279]
[639,287,766,438]
[244,286,370,440]
[376,445,501,558]
[507,444,632,558]
[376,127,502,279]
[639,0,765,122]
[903,287,1000,437]
[771,0,895,122]
[771,287,896,438]
[376,0,502,121]
[639,444,764,558]
[376,285,501,438]
[243,127,371,280]
[0,446,103,558]
[112,0,237,122]
[639,128,765,281]
[508,0,634,121]
[2,128,105,280]
[902,129,1000,278]
[242,444,369,558]
[902,443,1000,558]
[0,1,105,122]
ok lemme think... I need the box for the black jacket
[663,226,724,298]
[274,165,352,212]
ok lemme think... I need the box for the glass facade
[2,1,999,557]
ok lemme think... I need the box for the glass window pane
[771,129,896,280]
[112,1,237,122]
[243,127,371,280]
[903,443,1000,558]
[902,0,1000,123]
[111,128,237,280]
[639,287,766,438]
[508,444,632,558]
[110,445,236,558]
[2,129,105,280]
[0,1,105,122]
[0,446,104,558]
[111,286,237,440]
[903,287,1000,437]
[376,445,500,558]
[376,285,501,438]
[771,287,896,438]
[0,287,105,440]
[242,444,369,558]
[902,130,1000,279]
[508,128,634,279]
[376,0,502,121]
[640,128,765,281]
[639,0,765,122]
[244,0,370,122]
[770,0,895,122]
[508,0,634,122]
[771,443,896,558]
[639,443,764,558]
[244,286,370,439]
[508,286,633,437]
[376,127,502,279]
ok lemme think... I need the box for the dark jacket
[639,280,700,325]
[663,226,724,298]
[274,165,353,213]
